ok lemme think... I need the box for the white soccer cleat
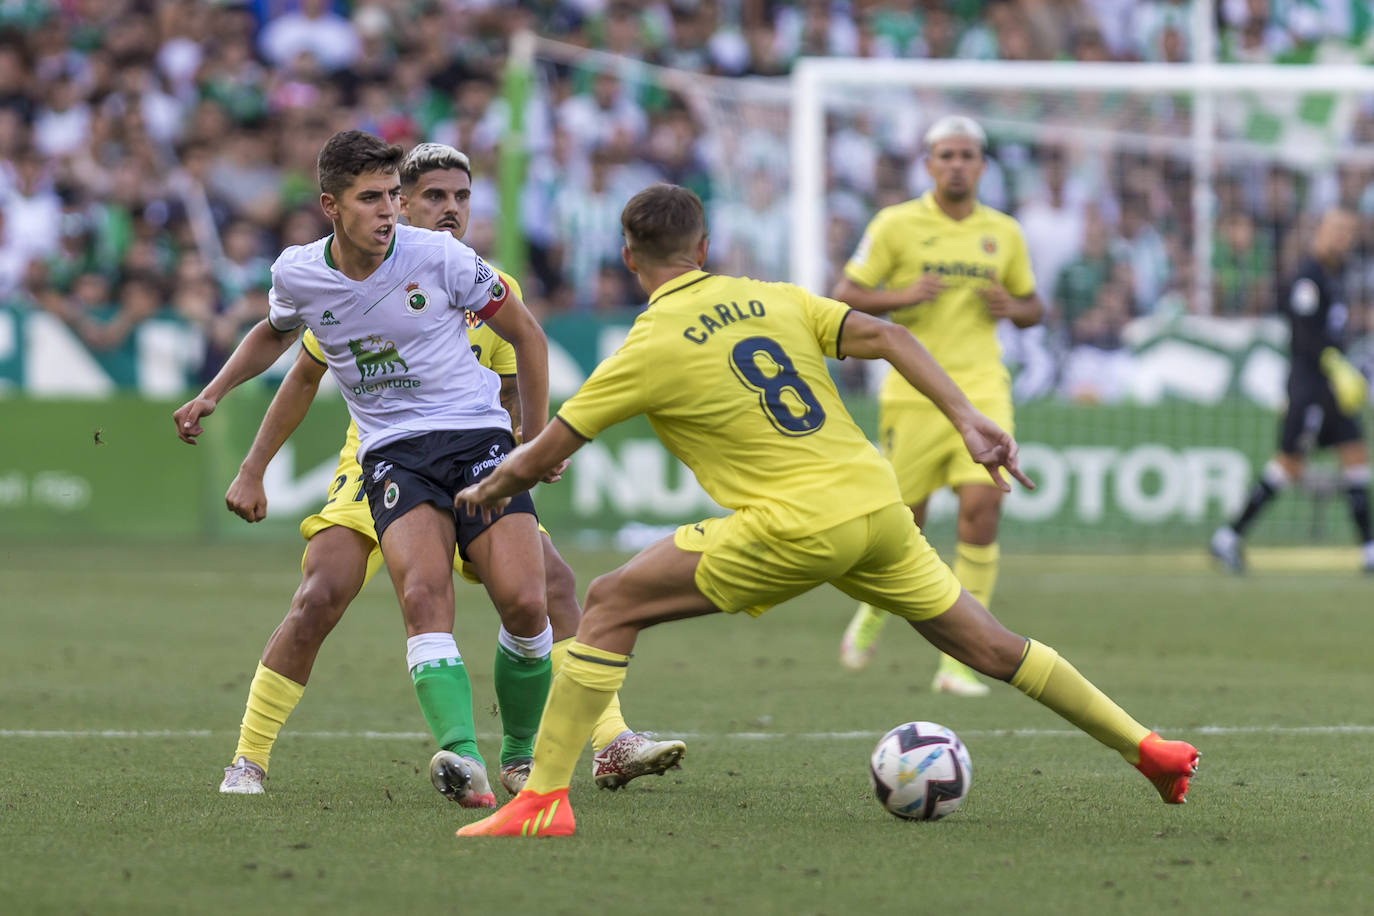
[592,731,686,790]
[219,756,265,794]
[498,758,533,797]
[1209,526,1245,573]
[839,605,888,671]
[430,750,497,808]
[931,662,991,697]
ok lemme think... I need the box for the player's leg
[913,596,1199,803]
[463,512,553,780]
[1334,438,1373,570]
[1214,399,1314,571]
[381,503,491,806]
[458,535,713,836]
[928,483,1004,696]
[536,532,685,792]
[840,503,1198,804]
[222,524,375,794]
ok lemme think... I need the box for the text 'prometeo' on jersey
[267,224,511,461]
[845,192,1035,403]
[301,269,522,464]
[556,270,902,538]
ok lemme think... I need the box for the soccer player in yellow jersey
[452,184,1198,838]
[212,144,683,803]
[836,115,1044,697]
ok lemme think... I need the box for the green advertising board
[1,392,1354,550]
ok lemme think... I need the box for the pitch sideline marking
[2,725,1373,740]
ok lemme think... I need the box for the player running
[834,116,1044,695]
[1211,207,1372,573]
[452,184,1199,837]
[176,131,563,806]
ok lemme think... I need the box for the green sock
[494,643,552,765]
[411,657,482,766]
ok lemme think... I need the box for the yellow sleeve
[301,329,326,365]
[556,316,654,440]
[799,288,853,359]
[1001,222,1036,299]
[843,211,895,289]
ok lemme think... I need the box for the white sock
[497,623,553,659]
[406,632,462,673]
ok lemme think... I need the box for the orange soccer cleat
[1134,732,1200,804]
[455,788,576,838]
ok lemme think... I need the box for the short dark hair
[317,129,404,197]
[620,184,706,263]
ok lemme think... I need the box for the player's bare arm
[456,420,584,522]
[979,281,1043,328]
[832,274,944,315]
[839,310,1034,492]
[224,349,328,522]
[173,319,301,445]
[483,295,550,442]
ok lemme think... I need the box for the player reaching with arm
[1211,207,1372,573]
[174,132,558,807]
[206,142,684,799]
[452,184,1197,837]
[835,115,1043,696]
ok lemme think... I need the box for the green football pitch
[2,540,1372,915]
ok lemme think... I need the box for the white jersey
[267,224,512,461]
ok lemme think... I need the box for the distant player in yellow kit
[837,116,1044,696]
[211,144,683,804]
[451,184,1198,838]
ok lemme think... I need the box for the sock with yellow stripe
[525,640,629,795]
[408,632,482,764]
[940,541,1000,673]
[1009,638,1152,764]
[551,637,632,753]
[233,662,306,772]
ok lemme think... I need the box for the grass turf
[1,540,1372,915]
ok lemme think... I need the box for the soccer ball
[869,721,972,821]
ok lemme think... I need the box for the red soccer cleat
[1134,732,1200,804]
[455,788,575,838]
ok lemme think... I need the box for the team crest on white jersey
[404,281,430,315]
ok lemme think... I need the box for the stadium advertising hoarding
[0,314,1353,547]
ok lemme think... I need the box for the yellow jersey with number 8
[556,270,901,539]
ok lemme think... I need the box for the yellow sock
[551,637,631,752]
[234,662,306,772]
[1010,639,1151,764]
[526,641,629,794]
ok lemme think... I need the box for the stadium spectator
[257,0,361,73]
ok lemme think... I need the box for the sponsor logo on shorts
[404,281,430,315]
[372,460,394,482]
[471,444,507,477]
[383,479,400,509]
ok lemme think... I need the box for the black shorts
[1279,374,1363,454]
[360,428,537,558]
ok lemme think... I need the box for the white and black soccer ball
[869,721,972,821]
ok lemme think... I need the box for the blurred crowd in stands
[2,0,1372,391]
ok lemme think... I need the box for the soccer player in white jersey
[174,130,555,806]
[204,142,684,802]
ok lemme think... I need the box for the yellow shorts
[297,453,550,588]
[674,502,962,620]
[879,388,1014,506]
